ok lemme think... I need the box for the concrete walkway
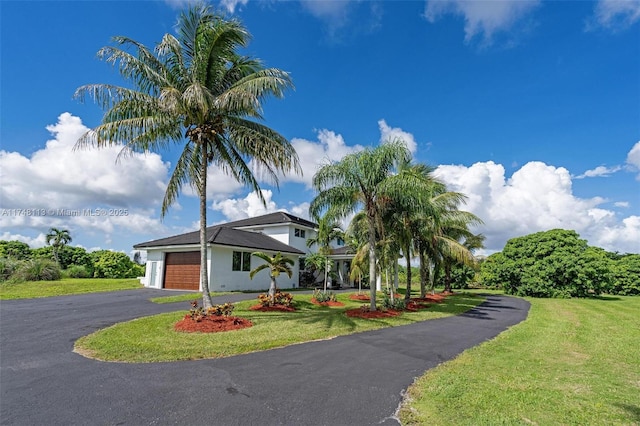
[0,290,529,425]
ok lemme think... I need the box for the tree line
[0,234,144,282]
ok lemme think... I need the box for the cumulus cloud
[435,160,640,254]
[590,0,640,30]
[424,0,540,45]
[378,119,418,154]
[212,189,312,222]
[286,129,365,187]
[219,0,249,13]
[0,113,170,248]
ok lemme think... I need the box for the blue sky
[1,0,639,257]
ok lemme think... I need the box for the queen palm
[74,4,300,308]
[310,139,419,310]
[45,228,72,265]
[306,215,343,291]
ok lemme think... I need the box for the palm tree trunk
[269,276,277,305]
[200,140,213,309]
[404,244,412,302]
[419,248,428,298]
[367,217,377,311]
[444,263,452,293]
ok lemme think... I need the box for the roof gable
[223,211,317,230]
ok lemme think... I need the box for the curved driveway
[1,290,529,425]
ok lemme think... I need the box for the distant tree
[480,229,610,298]
[249,252,294,304]
[45,228,72,264]
[608,254,640,295]
[0,240,32,260]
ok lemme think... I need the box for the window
[294,228,306,238]
[232,251,251,272]
[336,237,345,246]
[299,257,306,270]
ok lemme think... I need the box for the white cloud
[591,0,640,30]
[220,0,249,13]
[212,189,279,221]
[424,0,540,45]
[0,113,170,248]
[287,129,364,187]
[575,165,622,178]
[378,119,418,154]
[0,232,47,249]
[435,160,640,254]
[627,141,640,179]
[615,201,630,208]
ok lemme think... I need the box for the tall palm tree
[74,4,300,308]
[45,228,72,265]
[310,139,418,310]
[249,251,294,304]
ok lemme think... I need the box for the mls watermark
[1,208,129,217]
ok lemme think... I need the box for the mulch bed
[249,304,297,312]
[310,298,345,307]
[174,315,253,333]
[412,293,448,303]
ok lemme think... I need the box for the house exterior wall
[241,224,317,255]
[208,246,300,292]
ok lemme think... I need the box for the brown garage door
[164,252,200,290]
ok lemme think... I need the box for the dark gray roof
[224,211,318,230]
[330,246,353,256]
[134,225,304,254]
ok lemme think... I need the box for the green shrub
[0,257,22,281]
[66,265,92,278]
[608,254,640,295]
[92,250,140,278]
[382,295,407,310]
[258,289,294,307]
[14,259,61,281]
[188,300,235,322]
[312,289,336,302]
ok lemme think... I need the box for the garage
[163,252,200,290]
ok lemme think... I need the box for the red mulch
[412,293,449,303]
[405,301,431,311]
[174,315,252,333]
[310,298,345,307]
[345,308,401,319]
[349,294,370,301]
[249,304,297,312]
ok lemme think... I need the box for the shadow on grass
[614,404,640,422]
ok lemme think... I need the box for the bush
[188,300,235,322]
[312,289,337,302]
[381,295,406,310]
[608,254,640,296]
[14,259,61,281]
[66,265,92,278]
[0,257,22,282]
[92,250,140,278]
[258,289,294,307]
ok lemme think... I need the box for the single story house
[134,211,354,292]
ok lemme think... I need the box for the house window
[294,228,306,238]
[232,251,251,272]
[299,257,306,270]
[336,237,345,246]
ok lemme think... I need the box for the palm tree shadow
[614,404,640,422]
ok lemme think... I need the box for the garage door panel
[164,252,200,290]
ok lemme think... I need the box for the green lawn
[74,292,484,362]
[0,278,142,299]
[400,295,640,425]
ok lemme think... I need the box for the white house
[134,212,354,292]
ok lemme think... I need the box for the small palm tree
[306,215,343,291]
[45,228,72,265]
[249,252,294,304]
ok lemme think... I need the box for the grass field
[74,292,484,362]
[399,295,640,425]
[0,278,142,299]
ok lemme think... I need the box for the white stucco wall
[209,246,299,292]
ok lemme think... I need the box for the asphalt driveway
[0,290,529,425]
